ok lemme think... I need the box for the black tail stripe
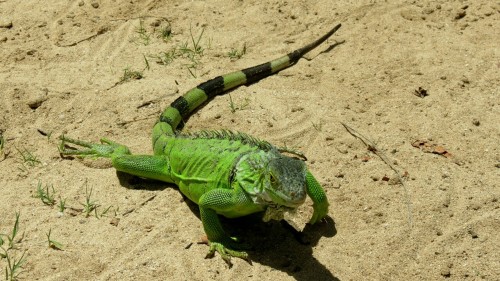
[241,62,273,85]
[171,96,190,118]
[287,50,303,64]
[197,76,225,98]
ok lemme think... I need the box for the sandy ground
[0,0,499,280]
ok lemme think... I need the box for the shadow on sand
[117,172,340,280]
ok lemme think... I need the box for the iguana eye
[270,174,277,184]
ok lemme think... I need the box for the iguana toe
[205,241,250,268]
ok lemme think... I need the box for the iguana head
[235,152,307,208]
[264,156,307,207]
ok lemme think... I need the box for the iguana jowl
[60,23,341,266]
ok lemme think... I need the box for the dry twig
[341,122,413,228]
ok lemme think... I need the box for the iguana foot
[205,238,251,268]
[309,204,328,225]
[59,135,131,158]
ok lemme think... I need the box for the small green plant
[179,26,206,78]
[1,213,26,281]
[114,207,120,217]
[116,54,150,86]
[150,48,178,65]
[0,212,23,250]
[15,146,41,168]
[0,132,5,162]
[185,64,198,78]
[151,26,207,77]
[227,44,246,60]
[312,120,323,132]
[134,19,151,46]
[0,132,4,154]
[34,180,56,206]
[181,25,205,57]
[94,205,114,219]
[46,229,63,250]
[120,67,144,83]
[38,129,53,141]
[4,250,26,281]
[157,23,172,42]
[57,197,66,213]
[82,184,99,218]
[228,94,250,113]
[100,206,112,217]
[143,54,150,71]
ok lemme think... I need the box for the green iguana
[60,23,341,266]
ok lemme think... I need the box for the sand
[0,0,498,280]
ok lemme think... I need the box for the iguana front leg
[59,136,132,158]
[198,188,254,267]
[305,170,329,224]
[59,136,173,182]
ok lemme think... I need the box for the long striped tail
[152,23,341,152]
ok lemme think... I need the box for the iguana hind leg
[59,135,173,182]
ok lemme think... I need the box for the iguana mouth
[264,187,305,208]
[253,188,303,209]
[262,204,295,222]
[268,203,294,212]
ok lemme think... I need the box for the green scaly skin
[60,23,340,267]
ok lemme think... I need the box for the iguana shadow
[230,214,339,281]
[188,199,339,281]
[118,172,339,280]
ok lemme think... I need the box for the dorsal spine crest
[178,129,276,152]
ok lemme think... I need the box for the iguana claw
[309,203,328,225]
[205,241,251,268]
[202,235,252,268]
